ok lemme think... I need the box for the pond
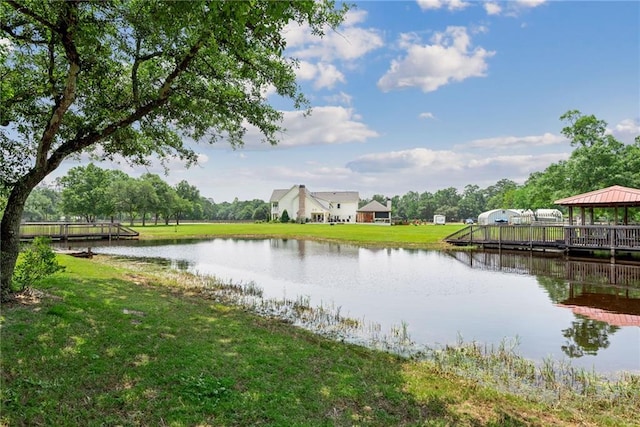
[68,238,640,375]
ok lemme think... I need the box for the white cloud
[314,63,346,89]
[503,0,547,17]
[517,0,546,8]
[295,61,346,89]
[419,112,436,120]
[275,107,379,146]
[234,106,378,149]
[417,0,471,11]
[283,9,384,62]
[343,148,570,196]
[377,26,495,93]
[614,118,640,135]
[610,118,640,143]
[324,91,353,106]
[466,132,566,149]
[484,2,502,16]
[347,148,464,173]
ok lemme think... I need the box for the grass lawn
[132,222,465,249]
[2,255,638,426]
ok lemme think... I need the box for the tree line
[18,164,271,224]
[15,110,639,226]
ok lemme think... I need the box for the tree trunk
[1,179,38,300]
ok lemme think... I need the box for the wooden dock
[19,222,139,241]
[445,224,640,256]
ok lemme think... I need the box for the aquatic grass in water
[110,256,640,409]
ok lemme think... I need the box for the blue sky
[55,0,639,202]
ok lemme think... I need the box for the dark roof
[554,185,640,207]
[358,200,390,212]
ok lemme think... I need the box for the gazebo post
[589,207,595,225]
[580,207,586,225]
[624,207,628,225]
[568,206,573,225]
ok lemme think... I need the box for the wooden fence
[445,224,640,254]
[19,222,139,241]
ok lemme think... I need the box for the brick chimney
[297,185,306,222]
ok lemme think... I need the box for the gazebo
[554,185,640,226]
[356,200,391,224]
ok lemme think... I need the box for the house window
[272,202,278,209]
[337,203,341,209]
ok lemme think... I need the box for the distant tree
[561,110,632,193]
[252,204,270,221]
[140,174,176,225]
[59,164,112,222]
[458,185,485,220]
[135,179,160,226]
[485,179,519,210]
[397,191,420,220]
[23,185,60,221]
[280,209,290,223]
[200,197,217,220]
[175,180,201,219]
[418,191,436,220]
[171,196,192,225]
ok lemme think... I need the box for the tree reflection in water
[444,250,640,358]
[561,317,620,358]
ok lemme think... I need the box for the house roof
[269,189,289,202]
[358,200,390,212]
[312,191,359,203]
[554,185,640,207]
[270,186,359,204]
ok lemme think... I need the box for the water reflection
[63,239,639,373]
[446,250,640,358]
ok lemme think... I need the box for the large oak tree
[0,0,346,299]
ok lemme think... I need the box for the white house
[269,184,359,223]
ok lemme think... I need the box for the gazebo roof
[554,185,640,207]
[357,200,390,212]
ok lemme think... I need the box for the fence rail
[445,224,640,255]
[19,222,139,241]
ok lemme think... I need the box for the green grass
[2,255,638,426]
[133,222,465,249]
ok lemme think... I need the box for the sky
[53,0,640,202]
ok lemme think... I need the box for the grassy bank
[2,255,638,426]
[132,222,465,249]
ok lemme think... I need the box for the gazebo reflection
[445,249,640,357]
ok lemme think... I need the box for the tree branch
[0,23,47,44]
[5,0,58,32]
[36,1,81,171]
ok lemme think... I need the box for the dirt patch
[6,288,61,307]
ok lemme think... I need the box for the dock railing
[19,222,139,241]
[446,224,640,252]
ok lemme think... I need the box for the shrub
[12,237,65,291]
[280,209,290,223]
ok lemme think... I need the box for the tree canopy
[0,0,347,298]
